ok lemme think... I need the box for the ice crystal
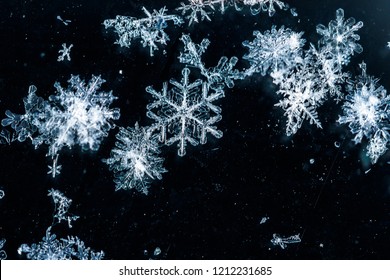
[179,34,244,89]
[271,233,301,249]
[48,188,79,228]
[242,0,288,16]
[47,154,62,178]
[387,42,390,49]
[242,25,305,76]
[0,238,6,260]
[274,56,324,136]
[103,7,183,56]
[57,43,73,62]
[146,67,224,157]
[2,76,120,171]
[177,0,228,26]
[338,62,390,163]
[316,8,363,66]
[18,226,104,260]
[1,85,47,143]
[0,189,4,199]
[103,123,166,194]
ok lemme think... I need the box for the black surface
[0,0,389,259]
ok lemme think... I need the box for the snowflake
[179,34,244,89]
[103,7,183,56]
[316,8,363,66]
[146,67,224,157]
[18,226,104,260]
[338,62,390,163]
[48,188,79,228]
[306,44,349,101]
[2,76,120,174]
[103,123,166,194]
[177,0,227,26]
[242,0,288,16]
[57,43,73,62]
[242,25,305,76]
[271,233,301,249]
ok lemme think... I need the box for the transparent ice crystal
[179,34,244,90]
[242,25,305,76]
[316,8,363,66]
[48,188,79,228]
[2,76,120,175]
[146,67,225,157]
[18,226,104,260]
[103,123,166,194]
[103,7,183,56]
[338,62,390,163]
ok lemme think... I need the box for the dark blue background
[0,0,389,259]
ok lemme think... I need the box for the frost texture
[103,123,166,194]
[243,26,305,76]
[48,188,79,228]
[146,67,224,157]
[2,76,120,175]
[338,62,390,163]
[316,8,363,66]
[18,226,104,260]
[179,34,244,90]
[103,7,183,56]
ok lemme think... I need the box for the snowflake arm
[179,34,244,90]
[48,189,79,228]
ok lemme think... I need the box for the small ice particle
[259,216,269,224]
[334,141,340,148]
[271,233,301,249]
[387,42,390,49]
[153,247,161,256]
[310,158,315,164]
[57,43,73,62]
[0,189,4,199]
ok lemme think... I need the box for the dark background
[0,0,389,259]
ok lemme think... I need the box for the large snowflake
[103,123,166,194]
[242,25,305,76]
[316,8,363,66]
[338,62,390,163]
[2,75,120,175]
[146,67,224,156]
